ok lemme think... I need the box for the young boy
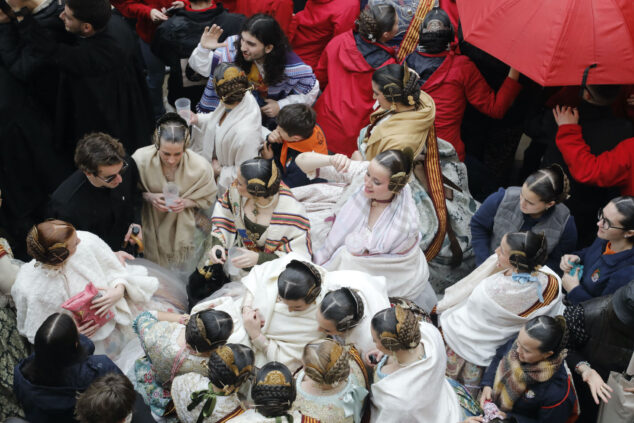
[262,103,329,188]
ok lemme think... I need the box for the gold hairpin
[258,370,290,386]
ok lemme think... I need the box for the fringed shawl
[133,146,217,266]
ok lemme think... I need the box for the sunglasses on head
[95,160,128,183]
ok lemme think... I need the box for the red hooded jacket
[288,0,360,69]
[314,31,396,156]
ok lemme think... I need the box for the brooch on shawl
[511,273,544,303]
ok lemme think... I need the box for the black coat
[48,158,142,252]
[14,14,153,155]
[151,6,244,105]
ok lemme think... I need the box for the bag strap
[396,0,437,62]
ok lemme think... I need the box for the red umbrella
[456,0,634,86]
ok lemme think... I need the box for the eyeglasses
[95,160,128,183]
[597,208,627,230]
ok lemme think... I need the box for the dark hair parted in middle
[372,64,422,108]
[356,3,396,42]
[504,231,548,273]
[278,260,323,304]
[277,104,316,139]
[239,158,281,198]
[371,305,422,351]
[154,112,190,148]
[320,288,365,332]
[208,343,255,393]
[251,361,296,418]
[185,309,233,352]
[21,313,87,387]
[234,14,289,86]
[374,149,414,193]
[524,164,571,204]
[524,315,569,355]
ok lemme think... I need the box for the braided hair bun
[320,288,365,332]
[185,309,233,353]
[26,220,76,266]
[208,343,254,394]
[356,3,396,43]
[213,63,251,105]
[524,164,571,204]
[504,231,548,273]
[278,260,324,304]
[302,339,350,386]
[372,64,422,108]
[251,361,296,418]
[371,305,422,352]
[374,149,414,193]
[239,158,281,198]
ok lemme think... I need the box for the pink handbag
[61,282,114,328]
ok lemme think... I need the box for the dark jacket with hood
[13,335,121,423]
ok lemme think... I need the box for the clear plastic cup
[163,182,179,208]
[175,97,191,122]
[226,246,246,276]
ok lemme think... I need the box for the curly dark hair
[185,309,233,353]
[234,14,289,87]
[251,362,296,418]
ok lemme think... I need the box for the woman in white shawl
[133,113,217,274]
[317,283,390,358]
[11,220,186,371]
[438,231,565,398]
[369,305,480,423]
[190,63,264,195]
[296,149,435,311]
[239,253,386,372]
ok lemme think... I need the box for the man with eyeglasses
[49,132,143,252]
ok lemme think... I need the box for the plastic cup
[226,246,246,276]
[175,98,191,122]
[163,182,179,208]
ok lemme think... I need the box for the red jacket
[288,0,359,69]
[111,0,174,43]
[556,124,634,196]
[226,0,293,34]
[408,50,522,160]
[314,31,396,156]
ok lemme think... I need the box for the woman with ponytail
[313,3,398,156]
[292,339,368,423]
[471,164,577,272]
[438,231,565,397]
[479,316,576,422]
[229,361,303,422]
[130,309,233,416]
[190,63,264,195]
[369,305,480,422]
[172,343,254,423]
[13,313,121,423]
[296,148,436,311]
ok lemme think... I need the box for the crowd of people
[1,0,633,422]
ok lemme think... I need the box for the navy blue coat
[481,339,576,423]
[13,335,121,423]
[567,237,634,304]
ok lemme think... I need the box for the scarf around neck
[492,340,566,411]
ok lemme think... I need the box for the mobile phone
[165,6,178,15]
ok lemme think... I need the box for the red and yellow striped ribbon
[423,126,448,261]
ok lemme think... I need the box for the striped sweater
[198,35,317,113]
